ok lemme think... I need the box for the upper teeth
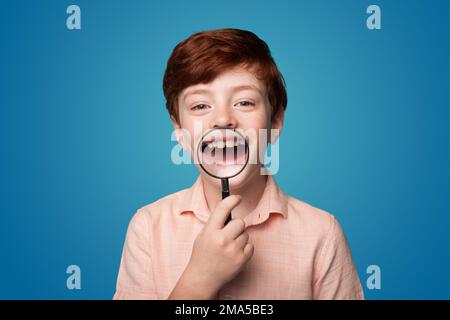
[206,139,244,149]
[216,140,224,148]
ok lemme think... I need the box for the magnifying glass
[196,128,249,225]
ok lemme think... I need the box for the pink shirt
[113,175,364,300]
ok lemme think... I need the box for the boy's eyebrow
[182,89,211,101]
[182,84,262,102]
[230,84,263,95]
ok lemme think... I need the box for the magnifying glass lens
[197,129,249,180]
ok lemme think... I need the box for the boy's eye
[191,104,210,111]
[235,100,255,107]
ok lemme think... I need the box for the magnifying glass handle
[221,178,232,225]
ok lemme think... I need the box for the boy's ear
[171,116,187,150]
[269,110,285,144]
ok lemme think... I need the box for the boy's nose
[210,107,237,129]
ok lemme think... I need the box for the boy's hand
[174,195,254,299]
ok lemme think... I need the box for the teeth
[203,138,246,150]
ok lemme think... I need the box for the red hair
[163,28,287,123]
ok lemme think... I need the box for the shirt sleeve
[312,215,364,300]
[113,209,158,300]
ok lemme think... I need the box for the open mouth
[200,135,248,166]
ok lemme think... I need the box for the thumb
[207,195,242,229]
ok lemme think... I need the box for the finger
[243,243,254,261]
[233,231,249,249]
[207,195,242,229]
[223,218,246,241]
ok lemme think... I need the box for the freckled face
[175,66,273,189]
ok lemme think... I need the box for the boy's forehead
[180,67,266,101]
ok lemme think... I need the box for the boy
[113,29,364,300]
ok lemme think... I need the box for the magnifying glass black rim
[196,128,250,180]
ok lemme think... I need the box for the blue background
[0,0,448,299]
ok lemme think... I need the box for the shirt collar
[178,175,288,227]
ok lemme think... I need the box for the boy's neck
[202,171,268,220]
